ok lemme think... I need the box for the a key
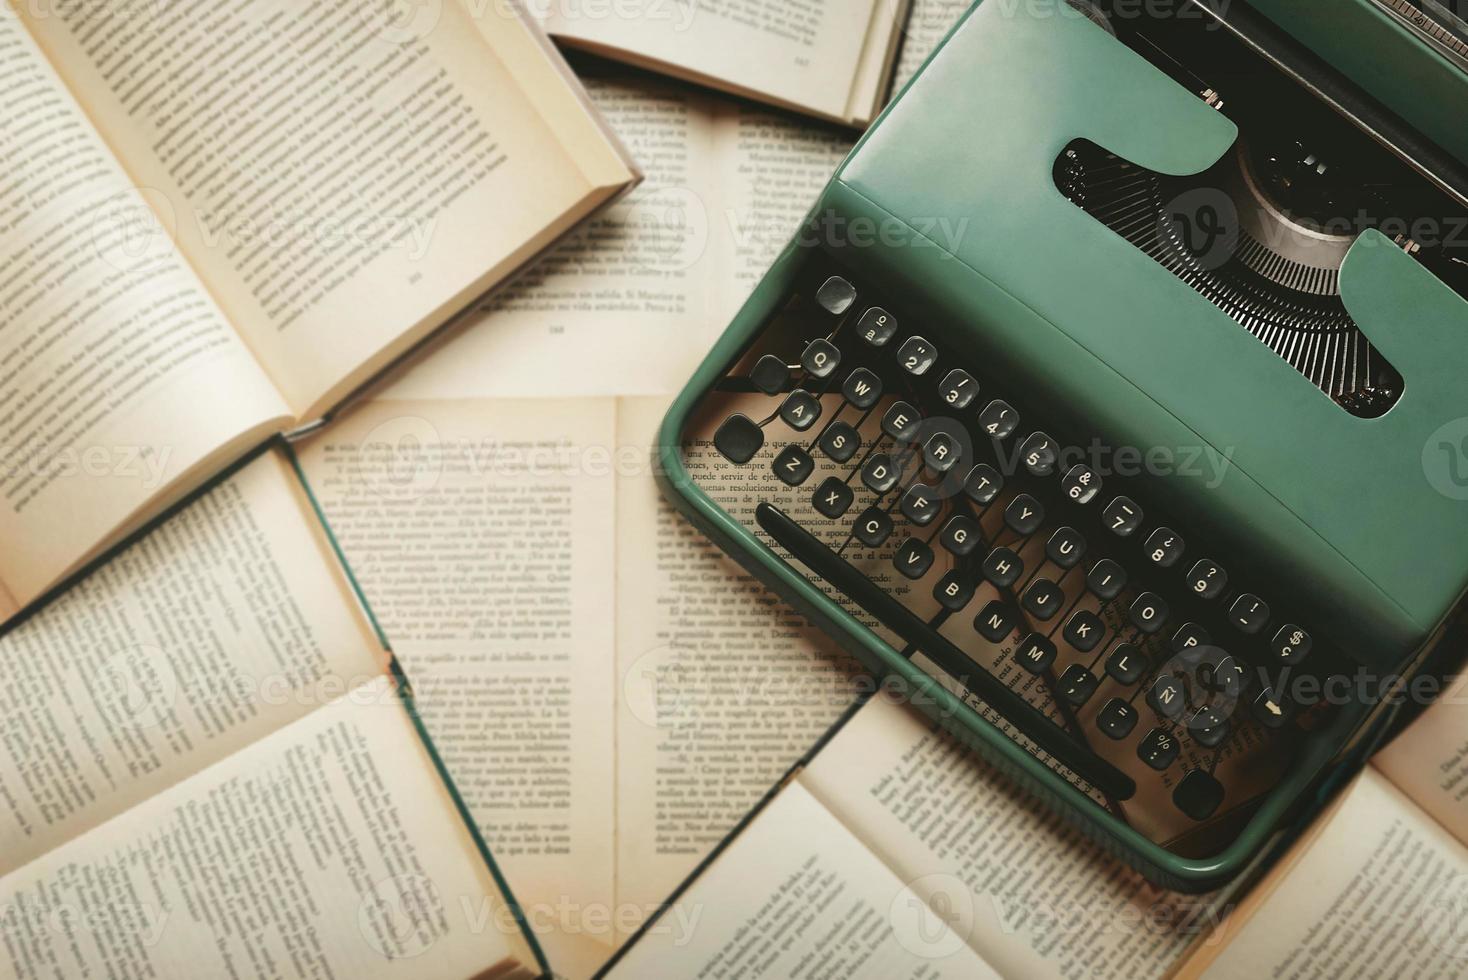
[812,477,853,518]
[1003,493,1044,536]
[860,453,903,494]
[1173,769,1225,820]
[1045,526,1086,569]
[923,432,961,473]
[857,306,897,346]
[713,414,763,464]
[896,335,937,376]
[1059,664,1100,706]
[1187,707,1230,748]
[1271,624,1311,664]
[1103,496,1143,536]
[899,484,941,526]
[962,464,1003,505]
[818,421,860,463]
[1097,698,1139,739]
[1229,593,1270,634]
[750,354,790,395]
[1060,464,1101,504]
[1019,432,1058,476]
[1086,558,1127,600]
[852,506,893,547]
[779,389,822,431]
[1137,728,1179,770]
[1147,674,1187,721]
[1251,686,1295,729]
[1062,610,1106,652]
[1144,527,1185,568]
[1105,643,1147,684]
[894,537,935,579]
[842,367,883,409]
[1171,622,1211,653]
[1021,578,1065,620]
[1013,633,1057,674]
[977,399,1019,439]
[982,547,1024,588]
[974,600,1019,642]
[1186,559,1227,599]
[933,571,976,612]
[1128,592,1169,634]
[772,445,815,486]
[939,515,981,556]
[881,401,922,443]
[800,338,841,378]
[816,276,857,314]
[938,369,978,409]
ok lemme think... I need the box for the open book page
[893,0,971,90]
[799,696,1220,979]
[19,0,634,421]
[605,779,1002,978]
[1371,673,1468,845]
[1176,767,1468,978]
[294,397,619,977]
[0,15,291,611]
[0,674,537,980]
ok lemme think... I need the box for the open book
[0,0,637,621]
[0,448,541,978]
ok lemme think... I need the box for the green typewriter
[656,0,1468,890]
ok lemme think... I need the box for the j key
[1019,432,1058,476]
[1147,674,1187,721]
[1102,496,1143,537]
[1003,493,1045,536]
[816,276,857,314]
[923,432,961,473]
[1045,526,1086,569]
[939,515,982,556]
[1145,527,1185,568]
[818,421,861,463]
[1105,643,1147,684]
[842,367,883,409]
[899,484,942,526]
[1173,769,1225,820]
[1128,592,1169,634]
[1171,622,1211,653]
[962,464,1003,505]
[939,368,978,409]
[713,414,763,464]
[1097,698,1139,739]
[978,399,1019,439]
[861,453,903,494]
[812,477,854,518]
[1021,578,1065,620]
[1062,610,1105,652]
[750,354,790,395]
[881,401,923,443]
[896,335,938,376]
[853,506,893,547]
[779,389,821,431]
[1251,686,1295,728]
[772,446,815,486]
[1229,593,1270,634]
[800,338,840,378]
[894,537,935,580]
[1058,664,1100,706]
[982,547,1024,588]
[1086,558,1127,600]
[1061,464,1100,504]
[933,571,976,612]
[974,600,1019,642]
[1013,633,1057,674]
[1271,624,1312,664]
[857,306,897,346]
[1186,559,1228,599]
[1137,728,1179,771]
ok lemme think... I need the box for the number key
[1186,559,1227,599]
[939,369,978,409]
[896,336,937,376]
[1103,496,1143,536]
[1144,527,1184,568]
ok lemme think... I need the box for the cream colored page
[614,396,861,928]
[295,397,618,972]
[605,780,1001,978]
[0,451,383,877]
[0,15,289,604]
[21,0,594,418]
[0,675,534,980]
[1371,672,1468,847]
[800,697,1212,980]
[893,0,969,90]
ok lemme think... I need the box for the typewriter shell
[657,0,1468,888]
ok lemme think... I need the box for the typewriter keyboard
[684,262,1342,843]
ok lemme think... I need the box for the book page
[1370,671,1468,846]
[800,696,1219,979]
[0,674,536,980]
[294,397,618,977]
[0,450,384,877]
[21,0,630,420]
[0,14,291,609]
[604,780,1002,979]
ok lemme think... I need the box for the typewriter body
[657,0,1468,890]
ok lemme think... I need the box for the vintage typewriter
[656,0,1468,890]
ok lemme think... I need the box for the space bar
[756,502,1136,802]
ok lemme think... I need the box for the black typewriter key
[800,338,841,378]
[982,547,1024,588]
[1147,674,1187,721]
[1060,464,1100,504]
[772,446,815,487]
[1019,432,1058,476]
[1128,592,1169,634]
[899,484,941,526]
[939,515,981,557]
[1062,610,1105,652]
[939,368,978,409]
[974,600,1018,642]
[894,537,935,580]
[1013,633,1057,674]
[1137,728,1179,771]
[1102,496,1143,537]
[1173,770,1225,820]
[779,389,821,431]
[1003,493,1045,536]
[1058,664,1100,707]
[842,367,883,409]
[816,275,857,315]
[1170,622,1211,653]
[750,354,790,395]
[1045,526,1086,569]
[1144,527,1184,568]
[933,570,976,612]
[962,464,1003,505]
[881,401,922,443]
[857,306,897,346]
[1205,655,1246,700]
[818,421,860,463]
[896,335,937,376]
[1188,711,1230,749]
[1186,559,1227,599]
[860,453,903,494]
[978,399,1019,439]
[1271,624,1312,665]
[1021,578,1064,620]
[1251,686,1295,729]
[1085,558,1127,600]
[922,432,961,473]
[1229,593,1270,634]
[1097,699,1139,740]
[812,477,853,518]
[853,506,893,547]
[713,414,763,464]
[1105,643,1147,685]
